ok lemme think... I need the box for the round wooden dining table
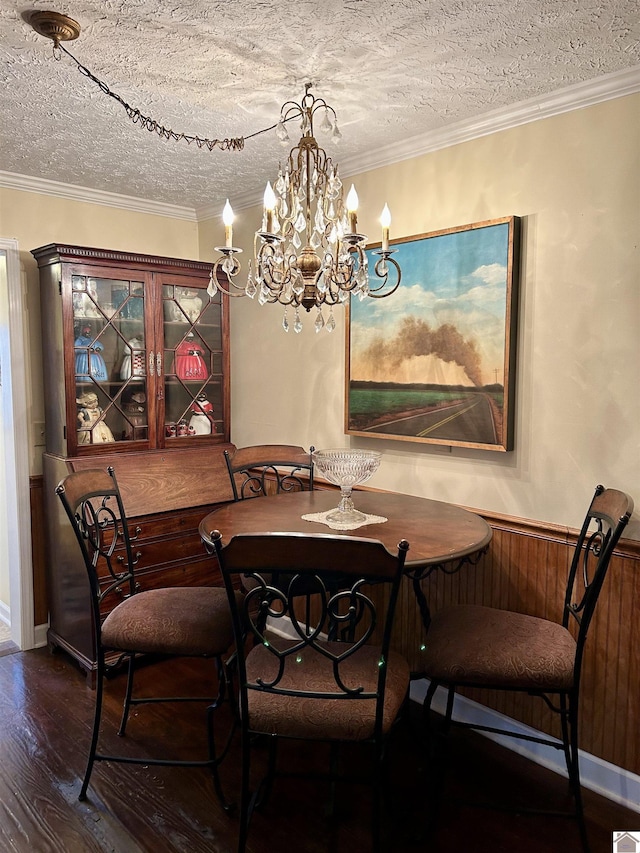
[199,489,492,634]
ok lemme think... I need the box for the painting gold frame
[345,216,521,451]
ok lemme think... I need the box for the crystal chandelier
[208,85,401,333]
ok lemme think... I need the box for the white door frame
[1,238,35,649]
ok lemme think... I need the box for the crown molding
[337,65,640,179]
[196,65,640,220]
[2,66,638,224]
[0,171,197,221]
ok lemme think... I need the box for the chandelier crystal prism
[208,84,401,332]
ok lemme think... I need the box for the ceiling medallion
[29,11,81,49]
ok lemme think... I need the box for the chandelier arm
[259,271,298,306]
[255,247,299,302]
[209,252,246,297]
[280,84,337,132]
[367,255,402,298]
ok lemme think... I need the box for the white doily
[301,510,388,531]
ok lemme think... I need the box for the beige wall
[200,94,640,537]
[0,188,199,475]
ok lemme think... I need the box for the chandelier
[208,85,401,332]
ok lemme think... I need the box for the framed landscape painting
[346,216,521,451]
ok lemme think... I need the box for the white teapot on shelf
[120,337,145,380]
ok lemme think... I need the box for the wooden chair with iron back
[224,444,314,501]
[208,529,411,853]
[418,485,634,852]
[56,466,240,806]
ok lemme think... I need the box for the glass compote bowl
[312,448,382,525]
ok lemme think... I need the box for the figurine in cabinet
[72,281,101,318]
[189,392,216,435]
[167,287,203,323]
[119,337,146,380]
[176,419,196,437]
[123,391,147,440]
[74,325,108,381]
[76,391,115,445]
[173,334,207,381]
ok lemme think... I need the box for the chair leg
[254,735,278,811]
[372,738,386,853]
[559,693,572,780]
[421,678,440,752]
[237,727,252,853]
[79,657,105,801]
[425,684,455,835]
[117,653,136,737]
[564,695,590,853]
[423,678,438,716]
[206,659,235,814]
[443,684,455,731]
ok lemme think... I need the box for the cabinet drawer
[99,530,208,579]
[128,506,215,543]
[99,555,221,618]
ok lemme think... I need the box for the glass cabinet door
[72,272,149,448]
[161,281,225,444]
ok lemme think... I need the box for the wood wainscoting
[29,475,640,778]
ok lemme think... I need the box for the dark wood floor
[0,647,636,852]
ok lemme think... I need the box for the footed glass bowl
[312,448,382,525]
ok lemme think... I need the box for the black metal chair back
[57,466,136,643]
[209,529,410,853]
[563,485,634,679]
[224,444,314,500]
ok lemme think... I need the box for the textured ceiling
[2,0,639,215]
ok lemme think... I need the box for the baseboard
[34,622,49,649]
[410,679,640,814]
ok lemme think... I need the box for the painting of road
[346,217,520,451]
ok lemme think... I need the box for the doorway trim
[1,238,35,649]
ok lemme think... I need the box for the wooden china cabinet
[33,243,236,681]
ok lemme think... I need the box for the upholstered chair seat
[422,604,576,691]
[246,640,410,740]
[101,586,241,658]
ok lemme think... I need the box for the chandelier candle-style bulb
[346,185,359,234]
[263,181,276,233]
[380,204,391,252]
[223,199,234,248]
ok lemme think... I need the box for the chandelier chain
[55,44,286,152]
